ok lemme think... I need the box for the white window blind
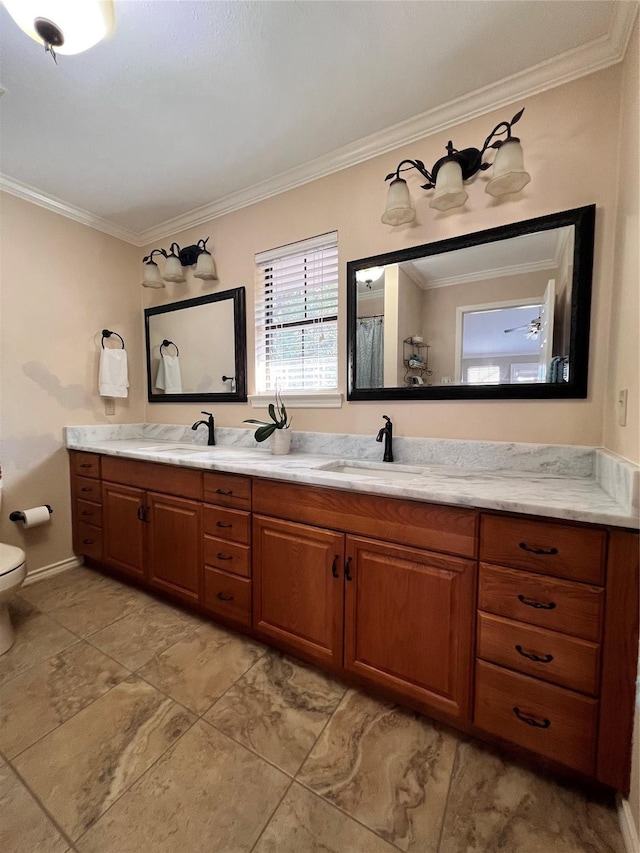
[255,232,338,393]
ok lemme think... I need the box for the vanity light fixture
[355,267,384,289]
[2,0,115,63]
[141,238,218,288]
[381,108,531,226]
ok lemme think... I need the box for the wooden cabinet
[147,492,201,602]
[70,452,103,561]
[344,536,475,719]
[102,482,145,579]
[253,515,344,667]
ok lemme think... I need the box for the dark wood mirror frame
[347,205,595,401]
[145,286,247,403]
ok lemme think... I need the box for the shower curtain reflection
[356,317,384,388]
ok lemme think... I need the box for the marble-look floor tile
[0,605,78,688]
[76,719,291,853]
[13,675,195,840]
[206,650,346,774]
[0,759,70,852]
[438,739,626,853]
[298,689,458,852]
[87,599,202,670]
[0,642,129,758]
[254,781,398,853]
[20,567,108,612]
[138,621,265,714]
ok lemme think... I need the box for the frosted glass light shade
[193,251,218,280]
[356,267,384,285]
[141,261,165,288]
[162,254,186,283]
[3,1,115,55]
[381,178,415,226]
[485,139,531,197]
[429,159,468,211]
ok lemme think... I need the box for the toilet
[0,471,27,654]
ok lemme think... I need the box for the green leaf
[268,403,277,424]
[255,424,276,442]
[243,419,268,426]
[280,403,288,425]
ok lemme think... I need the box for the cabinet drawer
[101,456,202,500]
[203,567,251,626]
[76,499,103,528]
[76,476,102,503]
[72,452,101,479]
[479,563,603,641]
[477,611,600,696]
[474,660,597,775]
[203,473,251,510]
[204,535,251,578]
[480,515,606,585]
[203,505,250,544]
[76,522,103,560]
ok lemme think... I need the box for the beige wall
[0,193,143,573]
[142,65,624,447]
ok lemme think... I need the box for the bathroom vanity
[67,433,639,796]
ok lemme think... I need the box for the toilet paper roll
[20,506,52,528]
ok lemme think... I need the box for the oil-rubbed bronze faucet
[376,415,393,462]
[192,411,215,445]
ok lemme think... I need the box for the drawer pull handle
[517,594,556,610]
[217,592,234,601]
[81,510,93,516]
[83,538,95,545]
[515,645,554,664]
[331,555,339,579]
[215,488,233,496]
[216,553,233,561]
[216,521,232,529]
[344,556,353,582]
[80,487,93,493]
[513,707,551,729]
[80,463,93,468]
[519,542,558,556]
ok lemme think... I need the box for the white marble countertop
[65,425,639,529]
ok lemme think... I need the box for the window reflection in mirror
[144,287,247,403]
[347,206,594,401]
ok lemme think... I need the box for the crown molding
[3,3,636,248]
[0,174,140,244]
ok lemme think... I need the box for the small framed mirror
[347,205,595,401]
[145,287,247,403]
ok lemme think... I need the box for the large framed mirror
[347,205,595,401]
[145,287,247,403]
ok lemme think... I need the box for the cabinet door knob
[216,553,232,561]
[515,644,554,664]
[513,707,551,729]
[519,542,558,556]
[344,556,353,581]
[215,488,233,496]
[331,555,339,579]
[517,594,556,610]
[217,592,234,601]
[216,521,232,529]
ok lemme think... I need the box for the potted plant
[244,388,293,455]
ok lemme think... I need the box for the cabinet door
[253,515,344,668]
[147,492,202,604]
[344,536,476,720]
[102,482,146,579]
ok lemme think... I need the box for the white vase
[271,428,292,455]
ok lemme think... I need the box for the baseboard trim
[619,797,640,853]
[23,556,83,586]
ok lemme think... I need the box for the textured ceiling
[0,1,634,242]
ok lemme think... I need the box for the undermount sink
[139,444,212,454]
[318,461,424,480]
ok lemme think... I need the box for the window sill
[249,393,343,409]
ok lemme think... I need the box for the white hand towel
[157,354,182,393]
[99,348,129,398]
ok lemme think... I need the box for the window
[255,232,338,393]
[466,365,500,384]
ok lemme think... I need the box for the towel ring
[101,329,125,349]
[160,339,179,356]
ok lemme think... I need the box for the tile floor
[0,567,626,853]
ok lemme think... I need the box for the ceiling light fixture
[141,238,218,288]
[2,1,115,62]
[356,267,385,289]
[381,108,531,226]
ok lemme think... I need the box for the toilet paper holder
[10,505,53,523]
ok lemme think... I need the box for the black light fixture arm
[143,238,211,267]
[384,108,525,188]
